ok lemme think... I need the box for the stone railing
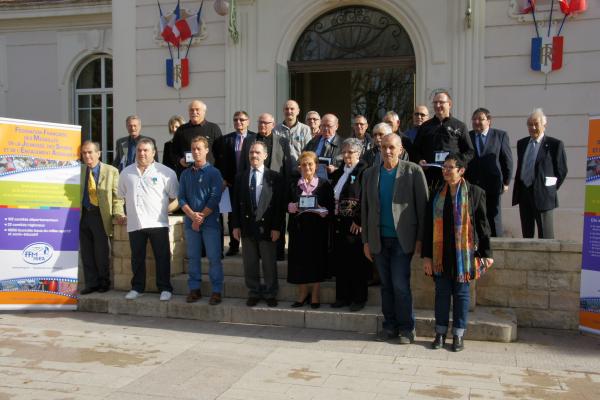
[110,218,582,330]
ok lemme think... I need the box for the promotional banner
[581,116,600,334]
[0,117,80,310]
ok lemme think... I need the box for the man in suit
[113,115,158,172]
[512,108,568,239]
[465,108,513,237]
[251,112,292,260]
[232,141,285,307]
[214,110,256,256]
[303,113,344,180]
[80,140,125,294]
[362,134,428,344]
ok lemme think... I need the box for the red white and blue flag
[159,2,181,47]
[531,35,563,74]
[166,57,189,89]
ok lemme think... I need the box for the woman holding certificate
[329,138,370,312]
[287,151,335,308]
[422,152,493,352]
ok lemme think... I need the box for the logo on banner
[158,1,204,91]
[22,242,54,265]
[531,35,563,74]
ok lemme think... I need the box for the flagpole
[548,0,555,37]
[176,0,181,59]
[529,0,540,37]
[557,13,568,36]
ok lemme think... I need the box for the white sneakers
[159,291,172,301]
[125,290,172,301]
[125,290,141,300]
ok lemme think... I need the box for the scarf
[432,178,484,282]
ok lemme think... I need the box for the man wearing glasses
[305,111,321,137]
[404,105,430,143]
[413,91,474,191]
[303,113,344,180]
[352,115,373,156]
[214,111,256,256]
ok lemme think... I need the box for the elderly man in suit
[362,134,428,344]
[214,110,257,256]
[465,108,513,237]
[79,140,124,294]
[113,115,157,172]
[303,113,344,180]
[232,141,285,307]
[512,108,568,239]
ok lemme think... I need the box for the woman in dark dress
[162,115,185,172]
[329,138,370,311]
[287,151,335,309]
[422,152,494,352]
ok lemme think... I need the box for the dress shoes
[310,302,320,309]
[79,287,98,295]
[330,300,349,308]
[265,298,278,307]
[291,294,310,308]
[97,286,109,293]
[452,335,464,352]
[349,302,365,312]
[186,289,202,303]
[431,334,446,349]
[246,297,260,307]
[208,292,222,305]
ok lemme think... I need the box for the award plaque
[299,195,317,210]
[185,151,194,163]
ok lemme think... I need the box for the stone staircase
[78,241,518,342]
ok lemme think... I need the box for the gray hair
[528,107,547,125]
[384,111,399,121]
[372,122,393,135]
[136,137,156,152]
[126,115,141,124]
[249,140,268,154]
[342,138,364,154]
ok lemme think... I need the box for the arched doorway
[289,6,415,136]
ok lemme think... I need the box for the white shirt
[333,164,355,201]
[248,165,265,206]
[118,161,179,232]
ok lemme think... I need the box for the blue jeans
[374,237,414,335]
[185,224,224,293]
[434,275,470,337]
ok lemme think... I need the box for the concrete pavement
[1,311,600,399]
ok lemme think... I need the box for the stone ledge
[491,238,563,252]
[76,291,517,342]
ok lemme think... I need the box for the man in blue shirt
[361,134,428,344]
[178,136,224,305]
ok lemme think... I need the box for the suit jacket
[113,135,158,171]
[361,160,429,255]
[303,134,344,170]
[246,133,292,183]
[80,162,124,236]
[512,135,568,211]
[465,128,513,194]
[214,131,257,186]
[231,168,285,241]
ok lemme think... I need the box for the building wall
[484,0,600,239]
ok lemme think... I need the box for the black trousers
[518,186,554,239]
[486,192,503,237]
[80,208,110,289]
[129,227,173,292]
[226,212,240,250]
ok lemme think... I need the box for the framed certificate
[185,151,194,163]
[434,151,449,164]
[318,157,332,166]
[299,195,317,210]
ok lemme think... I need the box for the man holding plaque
[362,134,428,344]
[303,113,343,181]
[231,141,285,307]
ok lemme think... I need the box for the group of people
[79,92,568,351]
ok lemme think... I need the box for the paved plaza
[1,311,600,399]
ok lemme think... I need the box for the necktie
[477,134,485,156]
[126,136,136,167]
[521,140,537,187]
[250,169,257,210]
[87,168,99,207]
[235,135,244,167]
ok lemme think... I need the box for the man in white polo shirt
[117,137,179,301]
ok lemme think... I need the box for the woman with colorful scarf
[422,152,493,352]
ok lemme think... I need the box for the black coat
[465,128,513,195]
[172,120,223,175]
[512,135,568,211]
[214,131,257,186]
[231,168,285,241]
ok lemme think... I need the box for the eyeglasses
[354,122,367,126]
[233,118,248,122]
[414,112,428,118]
[320,125,336,129]
[441,165,459,171]
[258,121,273,125]
[306,118,320,121]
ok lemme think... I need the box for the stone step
[78,290,517,342]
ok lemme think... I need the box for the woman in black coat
[422,152,494,352]
[287,151,335,309]
[329,138,370,311]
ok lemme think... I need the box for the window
[74,55,113,163]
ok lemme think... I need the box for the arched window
[74,55,113,163]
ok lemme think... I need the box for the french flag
[175,10,201,42]
[531,36,563,74]
[559,0,587,15]
[159,2,181,47]
[516,0,536,14]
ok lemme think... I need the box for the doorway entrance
[289,6,415,137]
